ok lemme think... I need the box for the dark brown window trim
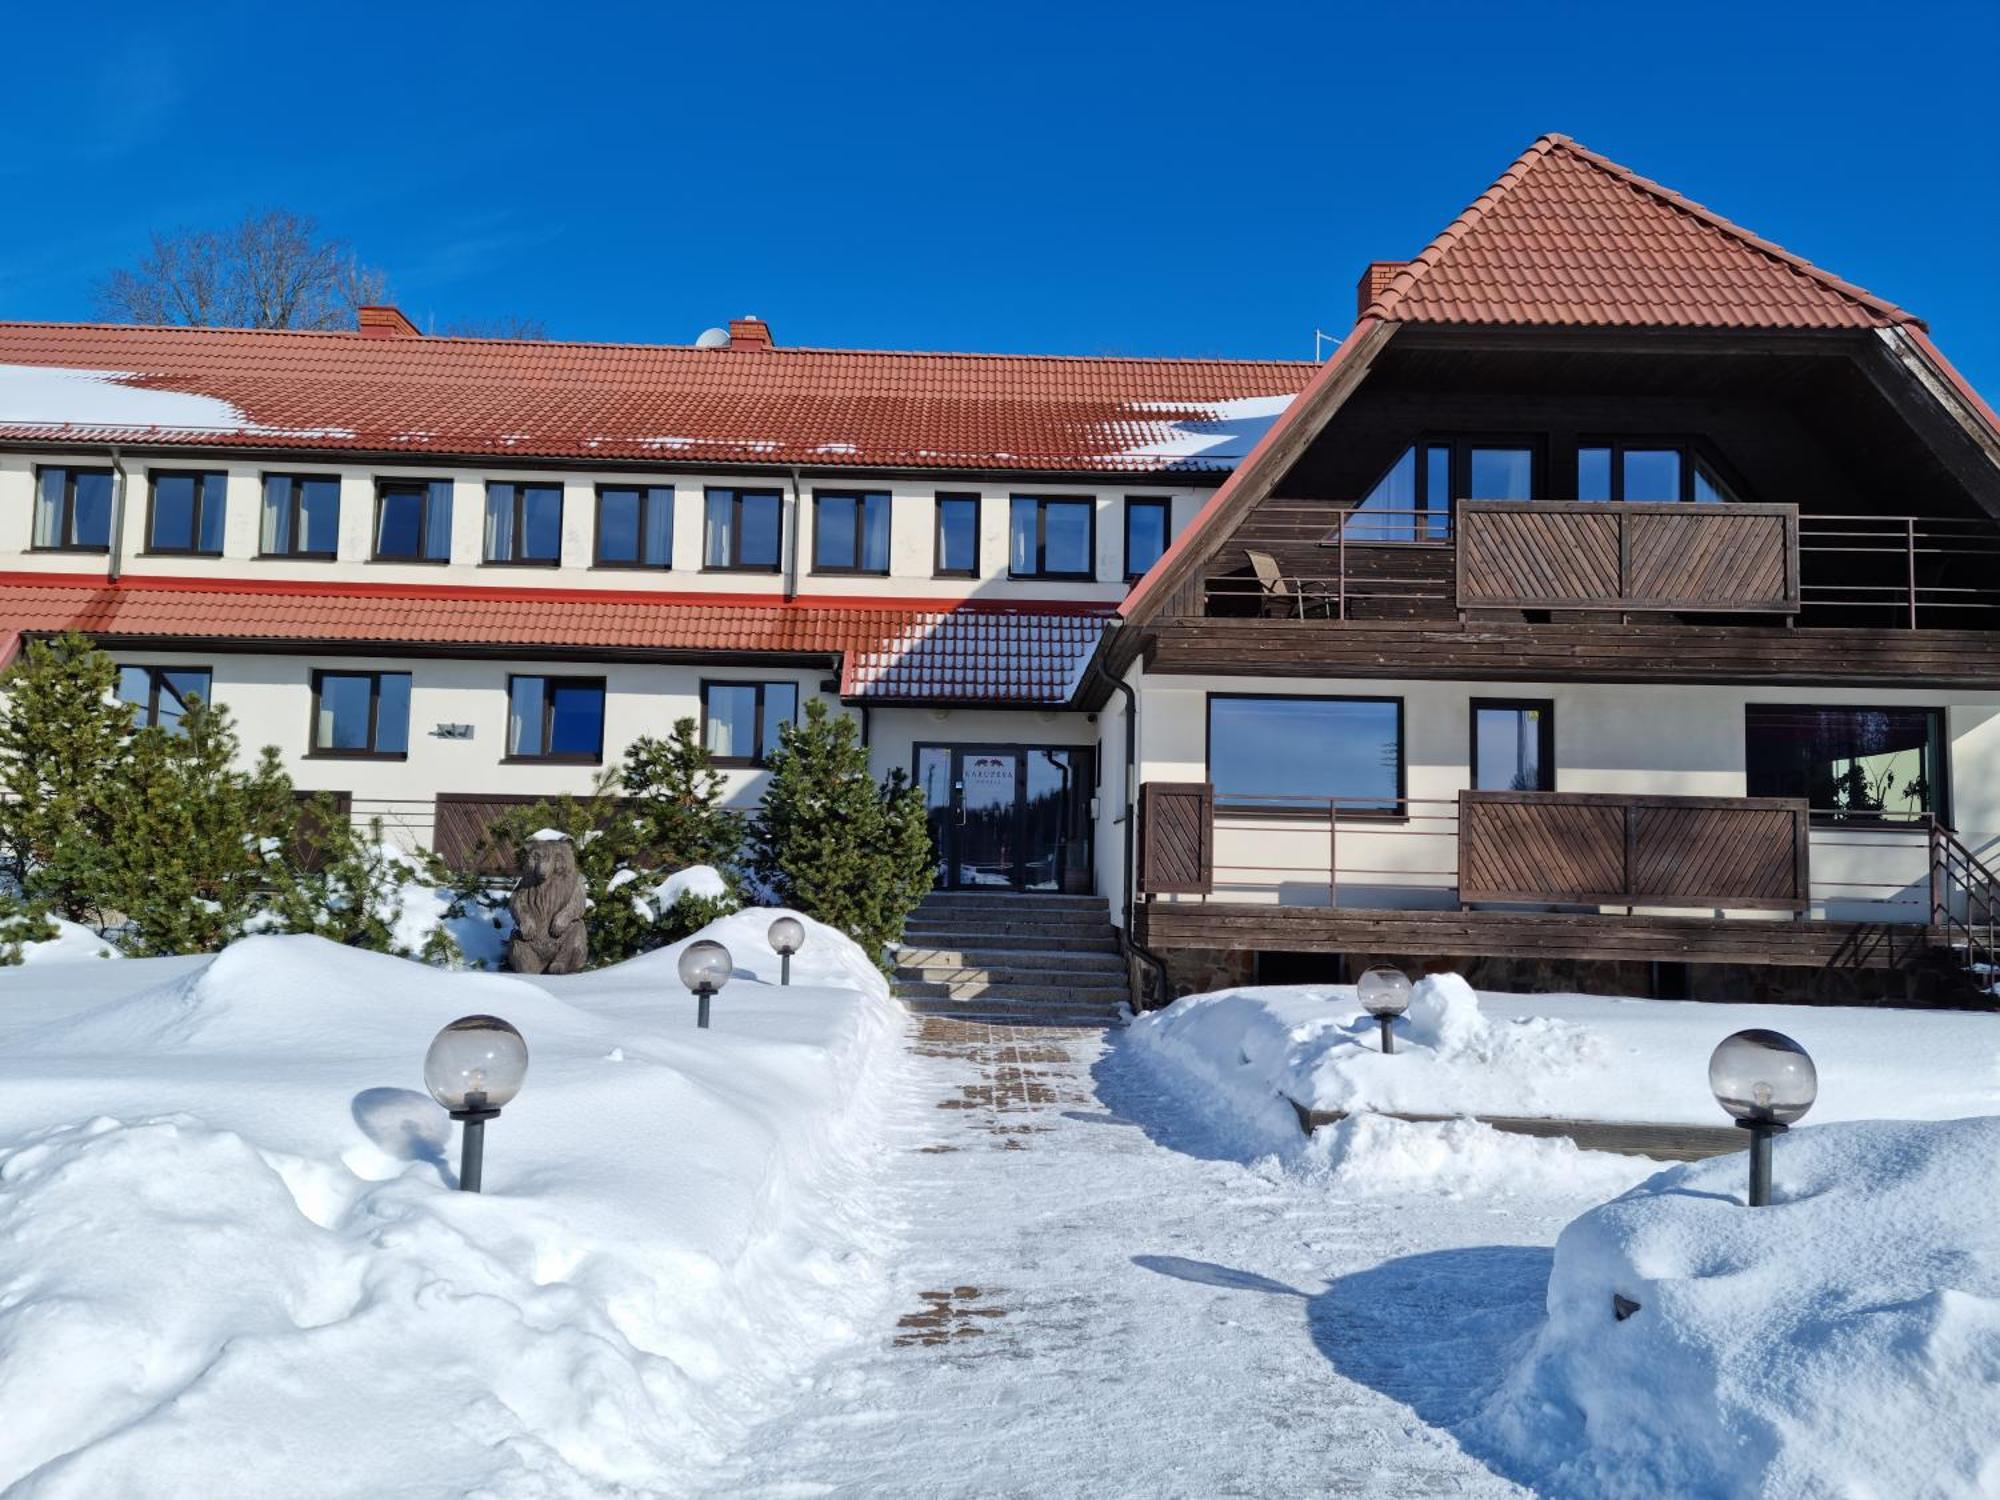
[700,678,797,767]
[701,487,784,574]
[1574,435,1745,503]
[1469,697,1557,793]
[933,492,981,578]
[592,484,674,570]
[144,468,226,558]
[259,471,344,560]
[1744,701,1951,830]
[32,464,116,553]
[309,668,411,758]
[810,489,892,576]
[484,481,565,565]
[1009,494,1098,581]
[1123,496,1171,581]
[1205,690,1410,825]
[506,674,607,762]
[372,478,451,563]
[117,663,214,728]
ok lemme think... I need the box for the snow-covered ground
[1132,976,2000,1125]
[0,910,907,1497]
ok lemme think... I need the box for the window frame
[811,489,892,577]
[1469,697,1557,793]
[483,480,564,567]
[1123,496,1171,581]
[592,483,675,570]
[503,674,608,764]
[1743,702,1950,829]
[699,678,800,767]
[702,487,785,574]
[372,478,451,564]
[307,669,412,761]
[933,492,981,578]
[1204,690,1408,821]
[32,465,116,554]
[143,469,226,557]
[1349,435,1542,544]
[116,664,214,731]
[1574,437,1743,503]
[258,471,343,560]
[1008,494,1098,581]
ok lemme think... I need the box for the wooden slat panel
[1460,790,1810,910]
[290,790,353,874]
[1138,782,1213,895]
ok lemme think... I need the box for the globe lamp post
[1709,1028,1817,1207]
[424,1014,529,1193]
[1358,966,1413,1054]
[679,939,734,1029]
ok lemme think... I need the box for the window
[146,471,226,555]
[702,680,799,765]
[1124,497,1170,580]
[1349,439,1532,542]
[484,482,563,564]
[1207,694,1403,813]
[374,479,453,562]
[1745,705,1946,825]
[935,493,980,577]
[261,474,342,558]
[704,488,783,571]
[33,466,115,552]
[310,670,411,757]
[1578,441,1736,503]
[595,485,673,568]
[506,676,606,761]
[117,665,211,734]
[1466,446,1535,500]
[1471,699,1555,792]
[1009,495,1095,579]
[813,490,891,574]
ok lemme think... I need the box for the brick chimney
[1356,262,1408,320]
[727,316,774,350]
[356,305,422,339]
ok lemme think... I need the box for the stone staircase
[892,892,1130,1027]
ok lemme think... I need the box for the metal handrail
[1930,822,2000,995]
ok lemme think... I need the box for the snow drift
[1477,1116,2000,1499]
[0,909,906,1496]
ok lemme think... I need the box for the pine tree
[619,716,744,874]
[262,806,465,962]
[100,702,297,955]
[751,699,934,967]
[0,632,133,924]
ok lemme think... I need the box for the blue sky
[3,1,1997,390]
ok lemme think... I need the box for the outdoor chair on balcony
[1246,549,1337,619]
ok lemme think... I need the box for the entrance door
[915,744,1093,892]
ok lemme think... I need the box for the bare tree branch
[435,315,550,341]
[93,211,389,331]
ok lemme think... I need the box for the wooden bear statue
[508,834,588,975]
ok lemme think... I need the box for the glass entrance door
[954,750,1021,887]
[916,743,1094,893]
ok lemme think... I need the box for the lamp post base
[1738,1118,1788,1207]
[781,954,791,987]
[1377,1015,1396,1054]
[697,986,713,1029]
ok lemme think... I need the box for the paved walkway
[701,1016,1560,1498]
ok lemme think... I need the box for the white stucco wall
[1131,672,2000,923]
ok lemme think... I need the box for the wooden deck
[1131,902,1928,970]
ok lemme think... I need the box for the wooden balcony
[1456,501,1798,614]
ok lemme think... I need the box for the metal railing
[1931,823,2000,994]
[1796,515,2000,629]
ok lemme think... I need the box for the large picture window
[34,466,116,552]
[703,488,783,571]
[1745,705,1946,825]
[1207,694,1403,813]
[506,676,606,761]
[261,474,342,558]
[1009,495,1095,579]
[147,471,226,556]
[484,482,563,565]
[813,490,891,574]
[701,680,799,765]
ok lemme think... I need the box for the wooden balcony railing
[1457,790,1811,911]
[1456,501,1799,614]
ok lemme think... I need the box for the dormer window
[1348,439,1536,542]
[1577,442,1736,503]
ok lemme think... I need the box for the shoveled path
[695,1014,1607,1498]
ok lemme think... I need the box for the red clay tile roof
[0,323,1311,474]
[0,574,1109,704]
[1365,134,1919,332]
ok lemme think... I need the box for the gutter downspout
[784,465,802,602]
[106,445,128,582]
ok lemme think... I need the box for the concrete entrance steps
[893,892,1129,1026]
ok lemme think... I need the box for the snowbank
[15,917,119,965]
[1476,1116,2000,1498]
[1130,979,2000,1126]
[0,910,905,1496]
